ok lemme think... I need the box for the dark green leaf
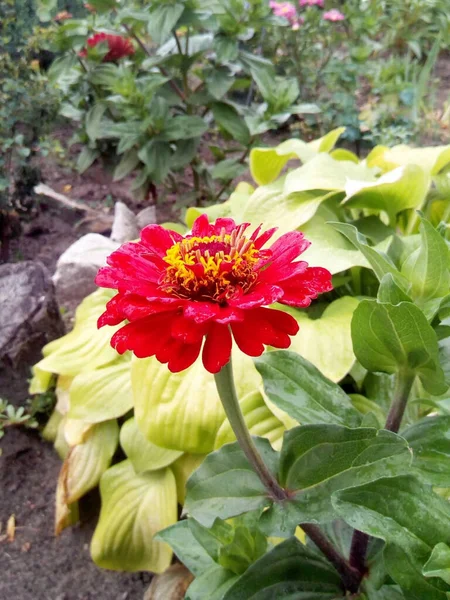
[211,159,247,181]
[211,102,250,146]
[185,565,238,600]
[402,416,450,486]
[148,4,185,45]
[263,426,411,535]
[85,103,108,142]
[255,350,361,427]
[137,141,171,183]
[76,147,99,173]
[170,139,201,170]
[214,36,239,62]
[352,300,447,395]
[223,537,344,600]
[156,520,217,577]
[206,68,234,100]
[159,116,208,141]
[218,525,267,575]
[423,543,450,585]
[184,439,277,527]
[333,476,450,600]
[113,149,140,181]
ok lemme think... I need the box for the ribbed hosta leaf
[91,460,177,573]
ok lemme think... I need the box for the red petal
[191,214,212,237]
[280,267,333,307]
[260,231,311,282]
[228,283,284,309]
[171,315,209,343]
[213,218,238,234]
[252,226,277,249]
[183,301,220,323]
[167,339,202,373]
[231,318,265,356]
[231,307,298,356]
[260,260,308,283]
[110,312,176,357]
[202,323,232,373]
[213,305,245,324]
[140,224,182,255]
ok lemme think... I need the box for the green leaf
[401,217,450,306]
[76,147,99,173]
[137,141,171,183]
[184,438,277,527]
[113,149,140,181]
[132,350,260,454]
[249,127,346,186]
[214,390,285,451]
[368,144,450,176]
[332,223,408,290]
[85,103,108,142]
[160,116,208,141]
[211,102,250,146]
[91,460,177,572]
[255,350,361,428]
[241,179,340,238]
[343,165,430,225]
[300,215,373,275]
[214,36,239,62]
[206,68,234,100]
[284,154,375,195]
[402,416,450,486]
[68,359,133,423]
[423,543,450,585]
[33,289,120,377]
[36,0,57,21]
[120,418,182,474]
[218,525,267,575]
[61,420,119,504]
[156,520,217,577]
[263,426,410,533]
[222,537,344,600]
[333,476,450,599]
[186,565,238,600]
[211,159,247,181]
[378,274,412,305]
[288,297,359,383]
[148,3,185,45]
[351,300,447,395]
[171,453,205,505]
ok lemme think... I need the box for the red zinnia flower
[79,33,135,62]
[96,215,332,373]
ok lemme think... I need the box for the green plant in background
[29,128,450,598]
[38,0,318,205]
[0,49,60,261]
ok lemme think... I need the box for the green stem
[214,359,288,501]
[349,370,415,578]
[214,358,361,593]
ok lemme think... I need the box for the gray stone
[0,261,65,399]
[110,201,140,243]
[52,233,119,319]
[137,206,157,230]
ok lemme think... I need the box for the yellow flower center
[161,226,261,303]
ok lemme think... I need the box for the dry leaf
[7,515,15,542]
[144,564,194,600]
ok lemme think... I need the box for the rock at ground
[52,234,119,318]
[110,202,140,243]
[0,261,65,401]
[136,206,157,231]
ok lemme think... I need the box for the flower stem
[349,369,416,578]
[214,359,288,501]
[214,359,361,593]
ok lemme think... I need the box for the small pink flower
[269,1,297,21]
[291,15,305,30]
[323,8,345,21]
[299,0,324,7]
